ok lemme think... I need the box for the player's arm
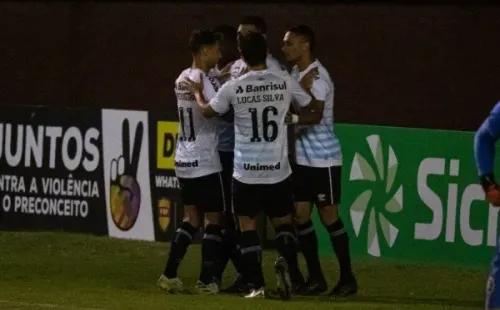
[474,102,500,206]
[298,71,327,123]
[219,105,234,123]
[285,73,323,125]
[182,73,229,118]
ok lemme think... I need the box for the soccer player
[182,32,318,299]
[157,29,225,295]
[211,24,248,291]
[230,16,286,79]
[282,25,358,297]
[211,25,239,82]
[220,17,290,294]
[474,102,500,310]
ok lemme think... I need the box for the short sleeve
[208,67,221,78]
[310,77,329,102]
[267,59,287,73]
[209,82,232,114]
[203,76,220,101]
[286,75,312,107]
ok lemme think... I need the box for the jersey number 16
[249,106,278,143]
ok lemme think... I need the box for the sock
[217,228,231,281]
[296,220,324,280]
[239,230,265,288]
[217,215,246,284]
[229,228,246,278]
[274,224,304,285]
[199,224,224,285]
[164,221,197,278]
[326,219,354,282]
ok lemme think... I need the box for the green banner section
[311,124,500,267]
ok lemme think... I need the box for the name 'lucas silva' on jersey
[236,81,287,104]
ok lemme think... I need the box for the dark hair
[188,29,218,54]
[289,25,316,52]
[238,32,267,67]
[240,16,267,34]
[213,24,237,44]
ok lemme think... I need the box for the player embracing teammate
[157,16,357,300]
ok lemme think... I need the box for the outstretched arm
[181,73,227,118]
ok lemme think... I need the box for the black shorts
[232,177,294,219]
[292,164,342,206]
[219,151,234,214]
[178,172,225,213]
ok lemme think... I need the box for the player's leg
[267,177,305,299]
[316,166,357,297]
[158,177,200,293]
[232,178,265,298]
[195,172,226,294]
[292,164,327,295]
[217,151,247,293]
[216,151,233,279]
[486,241,500,310]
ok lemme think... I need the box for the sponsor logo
[157,121,179,170]
[175,160,198,168]
[236,81,287,94]
[243,162,281,171]
[157,197,172,232]
[414,158,498,247]
[349,134,403,257]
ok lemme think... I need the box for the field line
[0,300,106,310]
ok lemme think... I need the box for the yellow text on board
[157,121,179,170]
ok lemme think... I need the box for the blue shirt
[474,102,500,176]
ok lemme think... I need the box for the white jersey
[209,66,234,152]
[209,69,312,184]
[291,60,342,167]
[174,68,222,178]
[230,54,286,79]
[215,54,286,153]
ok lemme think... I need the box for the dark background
[1,2,499,130]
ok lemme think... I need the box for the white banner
[101,109,154,241]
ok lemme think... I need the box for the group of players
[156,16,357,300]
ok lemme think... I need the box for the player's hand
[485,185,500,206]
[480,174,500,206]
[181,73,204,95]
[300,67,318,90]
[219,60,235,78]
[218,71,232,81]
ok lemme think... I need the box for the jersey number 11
[178,107,196,141]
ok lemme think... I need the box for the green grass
[0,231,488,310]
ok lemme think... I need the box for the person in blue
[474,102,500,310]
